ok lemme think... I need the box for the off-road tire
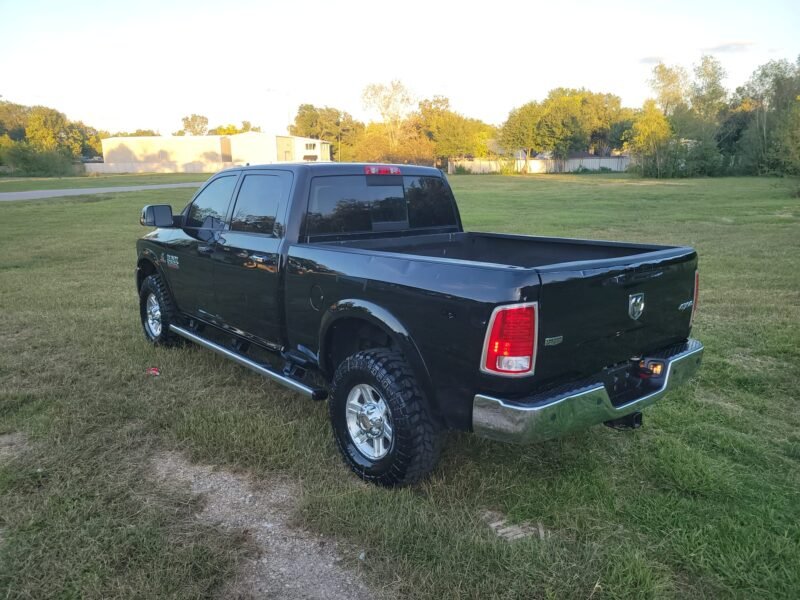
[139,273,181,346]
[329,349,441,486]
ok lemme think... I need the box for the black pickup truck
[137,163,703,486]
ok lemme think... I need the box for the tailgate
[534,248,697,382]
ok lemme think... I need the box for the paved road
[0,181,203,202]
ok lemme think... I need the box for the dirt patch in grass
[151,451,390,600]
[0,432,27,463]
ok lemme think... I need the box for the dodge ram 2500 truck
[137,163,703,486]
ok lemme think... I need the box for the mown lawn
[1,174,798,598]
[0,172,209,192]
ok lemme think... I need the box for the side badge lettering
[165,254,180,270]
[544,335,563,347]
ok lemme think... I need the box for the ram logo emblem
[628,293,645,320]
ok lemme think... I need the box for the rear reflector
[481,302,537,376]
[690,270,699,326]
[364,165,401,175]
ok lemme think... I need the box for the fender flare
[318,299,438,416]
[136,249,178,307]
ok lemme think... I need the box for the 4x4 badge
[628,293,645,320]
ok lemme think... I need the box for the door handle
[249,254,269,264]
[235,250,249,259]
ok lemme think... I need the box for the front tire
[139,274,181,346]
[329,349,441,487]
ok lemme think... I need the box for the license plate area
[601,361,648,406]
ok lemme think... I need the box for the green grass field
[1,174,798,598]
[0,172,209,192]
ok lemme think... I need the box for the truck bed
[312,229,697,393]
[325,231,670,269]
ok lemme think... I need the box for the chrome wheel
[345,383,393,460]
[145,293,162,338]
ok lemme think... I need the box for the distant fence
[449,156,630,174]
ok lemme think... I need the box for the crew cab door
[212,170,293,345]
[168,173,239,318]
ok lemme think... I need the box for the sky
[1,0,798,135]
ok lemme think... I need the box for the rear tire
[139,274,181,346]
[329,349,441,487]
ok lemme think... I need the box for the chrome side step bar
[170,324,327,401]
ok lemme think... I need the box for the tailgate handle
[605,270,664,285]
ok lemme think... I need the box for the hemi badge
[544,335,563,347]
[678,300,694,311]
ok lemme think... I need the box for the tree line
[0,107,264,175]
[1,53,798,177]
[627,56,800,177]
[289,55,800,177]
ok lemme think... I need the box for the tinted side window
[186,176,237,229]
[230,175,285,235]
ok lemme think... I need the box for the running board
[170,325,327,401]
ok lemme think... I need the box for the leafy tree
[288,104,363,161]
[716,95,755,171]
[649,63,689,116]
[502,90,630,168]
[609,108,635,151]
[394,114,436,164]
[771,98,800,175]
[536,94,578,159]
[26,106,71,153]
[624,100,673,177]
[207,121,262,135]
[500,102,544,172]
[349,123,391,162]
[109,129,159,137]
[68,121,103,157]
[0,100,30,141]
[0,134,15,164]
[179,114,208,136]
[691,55,727,125]
[416,96,494,164]
[735,58,800,173]
[0,141,76,175]
[362,80,412,151]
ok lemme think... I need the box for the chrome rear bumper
[472,339,703,444]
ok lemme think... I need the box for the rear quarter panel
[285,244,541,429]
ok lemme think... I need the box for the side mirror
[140,204,175,227]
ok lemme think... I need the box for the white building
[88,132,332,174]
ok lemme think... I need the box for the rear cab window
[305,174,459,241]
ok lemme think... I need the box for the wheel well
[136,259,157,291]
[325,318,396,376]
[323,317,444,429]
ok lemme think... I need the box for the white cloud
[702,42,754,53]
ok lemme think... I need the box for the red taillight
[364,165,401,175]
[481,303,537,376]
[690,270,699,326]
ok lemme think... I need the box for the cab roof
[219,162,444,178]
